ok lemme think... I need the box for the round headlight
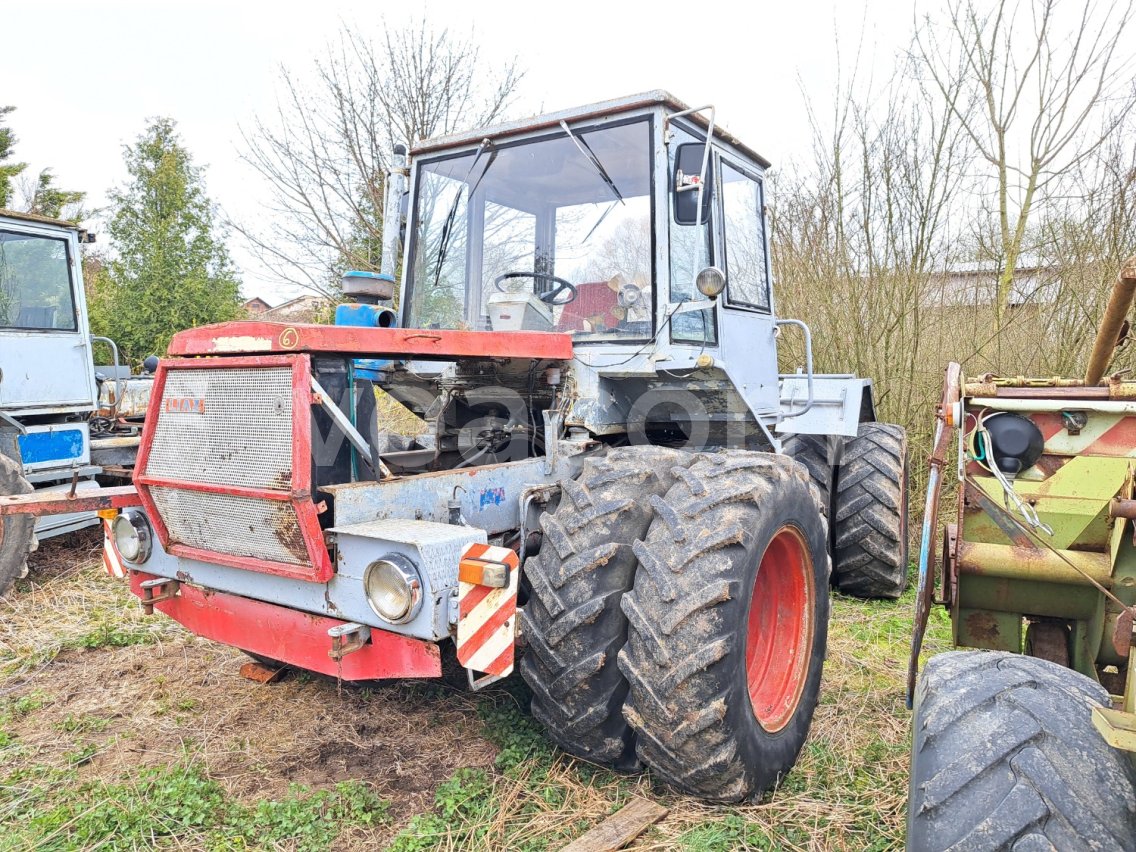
[363,556,423,624]
[696,266,726,298]
[112,510,152,564]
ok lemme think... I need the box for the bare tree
[237,18,524,295]
[915,0,1135,322]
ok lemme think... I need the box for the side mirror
[673,142,713,226]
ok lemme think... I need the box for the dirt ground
[1,531,512,846]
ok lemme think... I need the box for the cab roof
[409,90,771,169]
[0,208,83,231]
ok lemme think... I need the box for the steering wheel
[493,271,578,305]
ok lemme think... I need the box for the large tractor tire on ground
[618,451,830,801]
[832,422,908,599]
[0,453,36,596]
[909,651,1136,851]
[781,433,836,513]
[520,446,691,770]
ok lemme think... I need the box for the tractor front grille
[146,366,295,490]
[149,486,309,565]
[138,356,332,581]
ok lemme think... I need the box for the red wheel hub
[745,525,815,732]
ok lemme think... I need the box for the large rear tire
[0,453,36,596]
[909,651,1136,851]
[618,451,830,801]
[520,446,691,770]
[832,422,908,599]
[781,433,835,514]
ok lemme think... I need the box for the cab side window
[721,162,770,312]
[668,127,717,344]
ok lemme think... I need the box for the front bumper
[128,570,442,681]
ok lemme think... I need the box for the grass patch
[386,586,952,851]
[0,761,390,851]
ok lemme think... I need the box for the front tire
[618,451,830,801]
[520,446,691,770]
[909,651,1136,851]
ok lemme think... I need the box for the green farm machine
[908,259,1136,848]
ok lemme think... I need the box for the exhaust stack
[1084,257,1136,386]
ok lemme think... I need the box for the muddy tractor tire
[0,453,36,596]
[909,651,1136,851]
[520,446,691,770]
[618,451,830,801]
[781,433,836,512]
[832,422,909,599]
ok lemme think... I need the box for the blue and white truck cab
[0,209,145,592]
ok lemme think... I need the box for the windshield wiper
[432,138,497,288]
[559,120,625,205]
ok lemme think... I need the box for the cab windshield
[405,118,653,340]
[0,231,77,331]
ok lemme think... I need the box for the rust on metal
[1085,257,1136,387]
[963,381,998,397]
[1033,455,1071,477]
[0,485,142,516]
[1111,380,1136,401]
[957,540,1112,586]
[1113,608,1134,658]
[1110,498,1136,520]
[1026,621,1071,666]
[938,523,958,607]
[964,611,1003,646]
[239,660,288,684]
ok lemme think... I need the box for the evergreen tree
[29,169,85,220]
[0,106,27,209]
[89,118,242,362]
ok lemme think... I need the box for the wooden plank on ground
[559,798,669,852]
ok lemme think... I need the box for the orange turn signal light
[458,558,510,589]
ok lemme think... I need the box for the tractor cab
[392,91,855,443]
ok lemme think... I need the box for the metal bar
[776,319,815,419]
[908,362,961,707]
[381,147,407,281]
[1110,498,1136,520]
[90,335,124,419]
[0,485,141,516]
[165,538,332,584]
[167,322,574,361]
[969,398,1136,414]
[309,375,392,480]
[135,475,292,502]
[973,386,1112,399]
[957,541,1112,586]
[1085,257,1136,386]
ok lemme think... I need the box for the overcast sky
[4,0,912,303]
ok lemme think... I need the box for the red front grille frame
[134,353,334,583]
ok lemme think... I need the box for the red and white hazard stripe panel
[102,519,127,579]
[456,543,520,678]
[1032,412,1136,457]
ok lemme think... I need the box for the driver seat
[554,281,620,332]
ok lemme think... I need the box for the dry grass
[0,533,951,851]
